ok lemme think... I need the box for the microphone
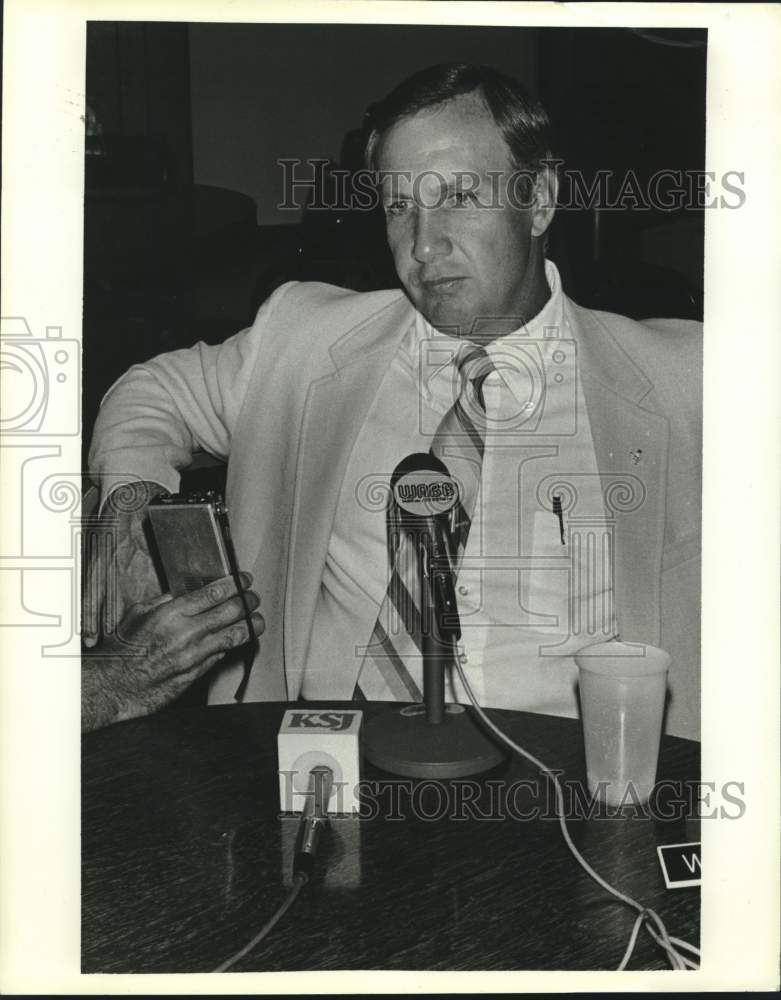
[390,452,462,722]
[389,451,459,518]
[293,765,334,880]
[277,709,363,888]
[362,453,505,778]
[277,708,362,816]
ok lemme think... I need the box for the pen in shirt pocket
[552,495,565,545]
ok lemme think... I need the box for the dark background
[83,23,707,462]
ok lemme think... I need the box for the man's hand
[82,572,264,732]
[82,480,167,647]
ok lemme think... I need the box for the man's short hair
[363,63,554,175]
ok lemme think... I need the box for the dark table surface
[82,701,700,973]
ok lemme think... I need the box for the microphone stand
[363,513,505,779]
[421,516,456,726]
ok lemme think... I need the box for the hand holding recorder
[81,486,263,730]
[82,572,264,732]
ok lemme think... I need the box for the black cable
[212,496,255,702]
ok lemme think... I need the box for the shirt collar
[406,259,567,408]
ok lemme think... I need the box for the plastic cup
[575,641,671,806]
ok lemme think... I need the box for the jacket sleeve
[88,282,297,498]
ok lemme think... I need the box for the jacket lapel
[284,294,414,698]
[568,300,670,647]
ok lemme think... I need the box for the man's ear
[531,161,559,238]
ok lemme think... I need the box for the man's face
[375,93,547,338]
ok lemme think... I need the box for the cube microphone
[277,708,363,815]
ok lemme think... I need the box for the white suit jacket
[90,281,702,738]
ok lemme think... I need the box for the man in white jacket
[84,64,702,738]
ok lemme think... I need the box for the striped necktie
[354,344,494,701]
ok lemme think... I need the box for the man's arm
[83,283,296,644]
[88,287,294,492]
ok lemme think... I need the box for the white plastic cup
[575,641,671,806]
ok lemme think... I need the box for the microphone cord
[451,644,701,972]
[213,765,333,972]
[212,872,308,973]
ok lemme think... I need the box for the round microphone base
[362,703,506,778]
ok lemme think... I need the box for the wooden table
[82,701,700,973]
